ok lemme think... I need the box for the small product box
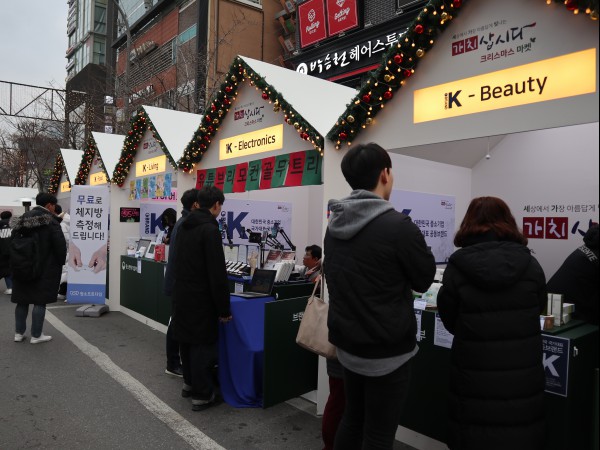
[563,303,575,315]
[549,293,564,326]
[154,243,166,262]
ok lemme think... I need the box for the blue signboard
[542,334,570,397]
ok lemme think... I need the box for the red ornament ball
[262,92,269,100]
[362,94,371,103]
[339,132,348,141]
[224,98,231,105]
[208,126,214,133]
[403,69,413,78]
[453,0,462,7]
[205,116,212,123]
[211,104,217,112]
[225,86,233,93]
[415,24,424,34]
[565,0,578,10]
[384,91,393,100]
[394,54,403,64]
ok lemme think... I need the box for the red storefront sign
[298,0,328,48]
[326,0,359,36]
[545,217,569,240]
[523,217,545,239]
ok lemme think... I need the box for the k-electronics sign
[298,0,327,48]
[414,48,596,123]
[220,125,284,161]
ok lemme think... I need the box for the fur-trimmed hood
[10,207,55,231]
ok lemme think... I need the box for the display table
[400,309,599,449]
[218,294,318,408]
[120,256,170,326]
[227,275,315,301]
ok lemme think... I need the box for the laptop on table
[236,269,277,299]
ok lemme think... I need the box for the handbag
[296,278,337,360]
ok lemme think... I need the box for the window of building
[178,24,197,45]
[93,37,106,65]
[94,3,107,34]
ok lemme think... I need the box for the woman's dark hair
[341,143,392,191]
[54,204,63,215]
[161,208,177,227]
[454,196,527,247]
[0,211,12,220]
[197,186,225,209]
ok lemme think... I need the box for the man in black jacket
[171,186,231,411]
[324,143,436,449]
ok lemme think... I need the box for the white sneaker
[4,289,12,295]
[14,333,26,342]
[57,294,66,300]
[30,334,52,344]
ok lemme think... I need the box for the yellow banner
[60,181,71,193]
[136,155,166,177]
[414,48,597,123]
[220,124,284,161]
[90,172,108,186]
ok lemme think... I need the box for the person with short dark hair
[163,189,199,378]
[547,223,599,325]
[172,186,231,410]
[160,208,177,245]
[10,192,66,344]
[324,143,436,449]
[1,210,14,295]
[437,196,547,450]
[302,244,322,282]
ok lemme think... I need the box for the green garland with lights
[48,152,66,194]
[178,56,324,173]
[112,107,178,187]
[327,0,598,148]
[74,137,101,185]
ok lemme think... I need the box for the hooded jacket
[547,224,599,324]
[171,208,230,344]
[324,190,436,359]
[0,217,12,278]
[437,232,547,450]
[10,207,67,305]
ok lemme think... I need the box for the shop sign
[233,101,266,128]
[326,0,359,36]
[296,28,408,78]
[135,155,167,177]
[413,48,596,124]
[60,181,71,193]
[298,0,327,48]
[197,150,322,194]
[120,207,140,223]
[90,171,107,186]
[219,125,284,161]
[542,335,570,397]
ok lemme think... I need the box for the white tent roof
[60,148,84,183]
[0,187,38,207]
[142,105,203,163]
[239,56,357,137]
[91,132,126,178]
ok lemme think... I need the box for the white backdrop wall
[472,122,599,279]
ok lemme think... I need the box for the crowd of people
[2,143,597,449]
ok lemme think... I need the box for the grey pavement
[0,293,417,450]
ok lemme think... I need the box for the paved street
[0,293,415,450]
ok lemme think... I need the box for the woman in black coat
[437,197,547,450]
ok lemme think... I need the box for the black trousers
[165,319,181,370]
[179,341,218,401]
[334,361,412,450]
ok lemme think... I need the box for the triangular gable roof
[60,148,84,184]
[87,132,126,184]
[327,0,599,148]
[178,55,356,173]
[112,106,203,186]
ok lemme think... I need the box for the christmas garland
[112,107,178,187]
[327,0,598,148]
[48,152,66,194]
[178,56,324,173]
[74,137,100,185]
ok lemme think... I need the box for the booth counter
[400,309,599,450]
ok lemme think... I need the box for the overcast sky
[0,1,69,88]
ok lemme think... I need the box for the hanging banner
[298,0,328,48]
[67,186,110,305]
[196,150,323,193]
[218,199,293,246]
[326,0,359,37]
[390,190,456,264]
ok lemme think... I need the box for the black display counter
[400,309,599,450]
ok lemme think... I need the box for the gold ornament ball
[384,74,392,83]
[231,75,237,82]
[590,10,599,20]
[347,115,355,123]
[294,122,300,129]
[218,110,224,116]
[213,118,220,125]
[366,118,374,125]
[441,12,448,20]
[416,49,426,58]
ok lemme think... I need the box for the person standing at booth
[171,186,231,411]
[163,189,199,377]
[10,193,66,344]
[437,196,547,450]
[302,245,322,283]
[324,143,436,449]
[547,223,599,325]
